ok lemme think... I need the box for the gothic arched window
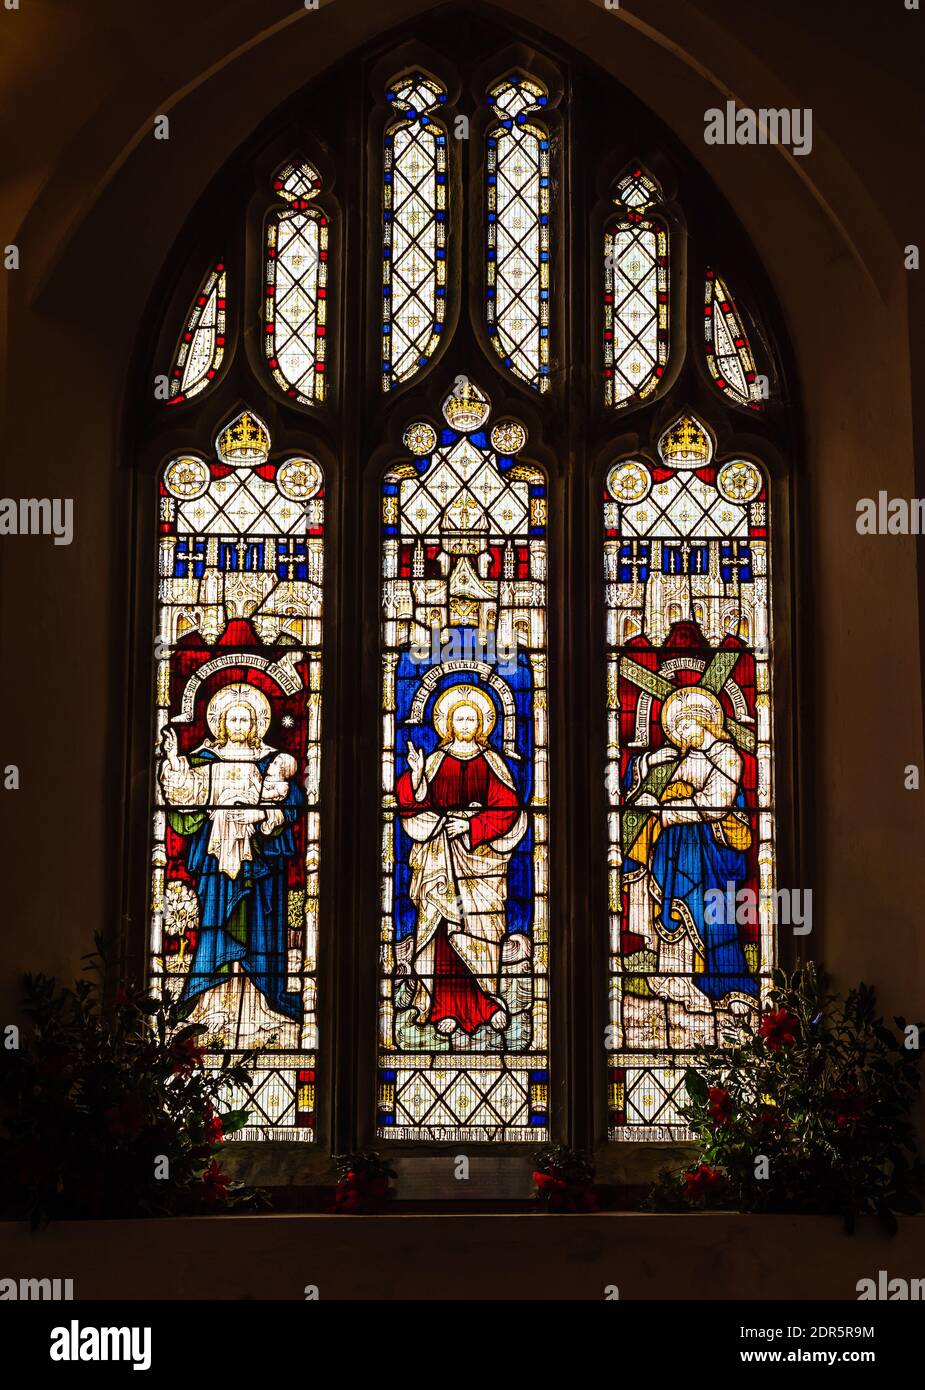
[132,11,794,1177]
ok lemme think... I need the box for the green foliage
[646,965,925,1233]
[534,1144,596,1188]
[533,1145,599,1212]
[333,1149,397,1185]
[0,936,266,1225]
[333,1150,396,1213]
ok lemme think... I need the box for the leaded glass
[603,413,776,1140]
[264,160,328,404]
[603,167,669,409]
[704,270,764,409]
[166,261,227,404]
[485,75,551,391]
[378,377,550,1141]
[150,408,324,1140]
[382,73,448,390]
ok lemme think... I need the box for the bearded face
[450,704,481,745]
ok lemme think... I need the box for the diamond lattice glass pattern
[264,160,328,405]
[604,167,669,409]
[382,73,449,390]
[485,75,551,391]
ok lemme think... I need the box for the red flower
[707,1086,733,1126]
[829,1085,866,1129]
[200,1160,230,1206]
[206,1112,224,1146]
[533,1171,599,1213]
[334,1166,392,1213]
[759,1008,799,1051]
[683,1164,725,1201]
[170,1035,206,1075]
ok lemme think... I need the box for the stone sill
[1,1213,922,1300]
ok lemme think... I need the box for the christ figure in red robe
[396,690,526,1038]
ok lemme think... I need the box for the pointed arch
[263,159,329,404]
[165,260,228,405]
[381,71,450,390]
[603,165,670,409]
[704,270,768,409]
[484,73,552,391]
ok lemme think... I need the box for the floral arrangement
[333,1150,396,1213]
[648,965,925,1232]
[0,938,263,1225]
[533,1145,599,1212]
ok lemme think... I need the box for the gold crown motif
[442,378,491,433]
[216,410,271,466]
[658,414,713,469]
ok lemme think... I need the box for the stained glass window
[139,34,794,1165]
[485,75,551,391]
[378,378,550,1141]
[704,270,764,409]
[382,73,448,391]
[603,167,669,409]
[166,261,227,405]
[150,409,324,1139]
[603,414,775,1140]
[264,161,328,404]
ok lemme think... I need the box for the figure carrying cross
[617,647,759,1020]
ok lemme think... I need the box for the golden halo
[206,683,272,740]
[432,683,497,742]
[661,685,725,741]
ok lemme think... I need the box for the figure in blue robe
[165,747,304,1023]
[621,686,759,1005]
[646,788,758,1000]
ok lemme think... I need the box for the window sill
[1,1212,921,1300]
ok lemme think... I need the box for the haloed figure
[625,685,757,1006]
[397,685,526,1038]
[159,682,304,1023]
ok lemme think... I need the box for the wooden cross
[618,648,755,855]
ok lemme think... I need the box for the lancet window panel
[149,409,324,1140]
[485,74,552,391]
[603,414,776,1141]
[382,72,449,390]
[603,167,669,410]
[166,261,227,405]
[704,270,765,410]
[264,160,329,405]
[378,379,551,1142]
